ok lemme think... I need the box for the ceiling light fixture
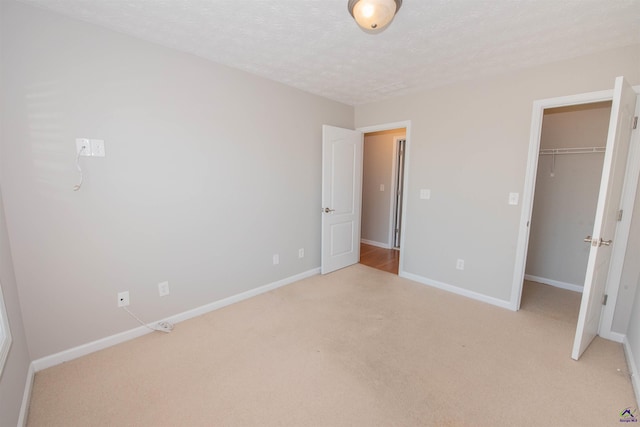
[348,0,402,33]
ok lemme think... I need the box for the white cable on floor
[73,146,86,191]
[122,306,174,333]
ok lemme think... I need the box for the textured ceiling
[18,0,640,106]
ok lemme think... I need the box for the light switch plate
[379,184,384,192]
[420,189,431,200]
[509,192,519,206]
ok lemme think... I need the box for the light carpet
[27,265,636,426]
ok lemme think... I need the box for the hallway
[359,243,399,275]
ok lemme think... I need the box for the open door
[572,77,638,360]
[321,125,363,274]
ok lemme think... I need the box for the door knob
[323,207,335,213]
[583,236,612,247]
[598,238,613,247]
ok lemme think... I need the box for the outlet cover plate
[75,138,105,157]
[76,139,91,156]
[158,281,169,297]
[90,139,105,157]
[117,291,130,307]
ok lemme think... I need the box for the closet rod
[539,146,605,156]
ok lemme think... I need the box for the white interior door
[572,76,638,360]
[321,125,363,274]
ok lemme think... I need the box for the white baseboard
[32,322,153,372]
[163,268,319,325]
[400,272,512,311]
[600,330,625,343]
[32,268,320,372]
[360,239,391,249]
[17,362,35,427]
[623,336,640,410]
[524,274,583,293]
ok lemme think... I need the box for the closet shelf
[539,147,605,155]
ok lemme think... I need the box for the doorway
[511,77,640,360]
[522,102,612,309]
[359,124,409,275]
[320,121,411,276]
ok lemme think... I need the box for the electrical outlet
[76,138,105,157]
[456,259,465,270]
[90,139,105,157]
[76,138,91,156]
[298,248,304,258]
[273,254,279,265]
[117,291,130,307]
[158,281,169,297]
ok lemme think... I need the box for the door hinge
[617,209,624,221]
[602,294,608,306]
[634,116,638,130]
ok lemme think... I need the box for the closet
[525,101,613,293]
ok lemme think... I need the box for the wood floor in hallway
[359,243,399,274]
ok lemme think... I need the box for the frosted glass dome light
[348,0,402,33]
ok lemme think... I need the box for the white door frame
[510,86,640,341]
[387,136,405,249]
[358,120,411,275]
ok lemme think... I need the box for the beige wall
[526,103,611,287]
[0,5,32,425]
[1,2,353,359]
[355,44,640,303]
[622,268,640,383]
[613,178,640,333]
[362,129,405,247]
